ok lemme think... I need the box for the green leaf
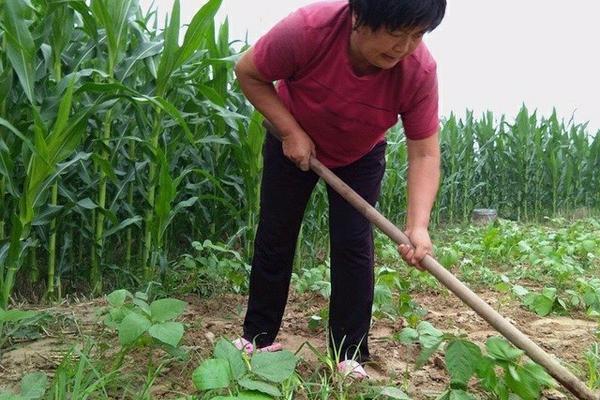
[542,287,557,298]
[119,40,163,80]
[135,291,148,301]
[3,0,36,104]
[0,139,17,198]
[106,289,131,307]
[46,106,89,166]
[64,1,98,41]
[49,4,75,67]
[156,0,181,94]
[505,363,550,400]
[530,289,556,316]
[208,397,237,400]
[581,240,595,253]
[474,356,497,388]
[512,285,529,297]
[396,327,419,344]
[251,350,298,383]
[445,340,482,385]
[439,247,460,268]
[0,309,38,322]
[214,338,247,379]
[517,240,532,254]
[197,84,225,107]
[118,312,151,346]
[104,216,143,239]
[237,392,273,400]
[522,361,554,387]
[31,205,63,226]
[20,372,47,399]
[485,337,524,362]
[417,321,444,348]
[90,0,135,70]
[396,328,419,344]
[175,0,222,69]
[448,389,475,400]
[132,298,151,316]
[238,379,281,397]
[192,358,231,391]
[415,339,443,369]
[31,152,92,214]
[51,78,76,137]
[148,322,184,347]
[0,117,37,157]
[91,154,118,183]
[76,198,98,210]
[436,390,451,400]
[151,97,194,142]
[163,197,198,239]
[379,387,411,400]
[149,298,187,322]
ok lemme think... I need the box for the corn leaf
[90,0,136,70]
[2,0,36,104]
[174,0,222,69]
[156,0,180,94]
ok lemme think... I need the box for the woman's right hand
[281,131,316,171]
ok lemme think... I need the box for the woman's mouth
[382,53,400,62]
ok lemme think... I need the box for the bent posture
[234,0,446,378]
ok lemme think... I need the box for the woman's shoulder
[289,1,351,76]
[251,1,349,81]
[402,42,437,76]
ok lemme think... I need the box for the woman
[233,0,446,379]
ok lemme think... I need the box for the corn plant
[0,0,598,306]
[375,106,597,228]
[0,0,259,304]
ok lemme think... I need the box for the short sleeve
[252,10,307,82]
[400,66,440,140]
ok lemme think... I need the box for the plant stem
[142,113,162,280]
[0,177,4,241]
[28,236,39,285]
[126,141,135,270]
[46,180,58,300]
[91,110,113,295]
[47,62,62,301]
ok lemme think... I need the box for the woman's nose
[396,33,423,52]
[393,38,413,54]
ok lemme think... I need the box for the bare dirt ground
[1,290,597,399]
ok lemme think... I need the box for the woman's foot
[232,337,283,354]
[337,359,368,380]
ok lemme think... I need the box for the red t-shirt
[253,1,440,168]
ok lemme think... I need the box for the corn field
[0,0,264,306]
[377,108,600,226]
[0,0,598,304]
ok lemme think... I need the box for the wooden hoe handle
[263,120,598,400]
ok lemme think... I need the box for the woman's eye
[387,29,406,38]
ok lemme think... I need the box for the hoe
[264,120,598,400]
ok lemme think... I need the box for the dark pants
[243,133,386,363]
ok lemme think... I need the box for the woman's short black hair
[348,0,447,33]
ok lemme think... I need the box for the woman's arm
[398,130,440,268]
[235,49,315,171]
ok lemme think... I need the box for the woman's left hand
[397,227,433,271]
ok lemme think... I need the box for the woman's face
[349,21,426,72]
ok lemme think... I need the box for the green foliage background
[0,0,598,303]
